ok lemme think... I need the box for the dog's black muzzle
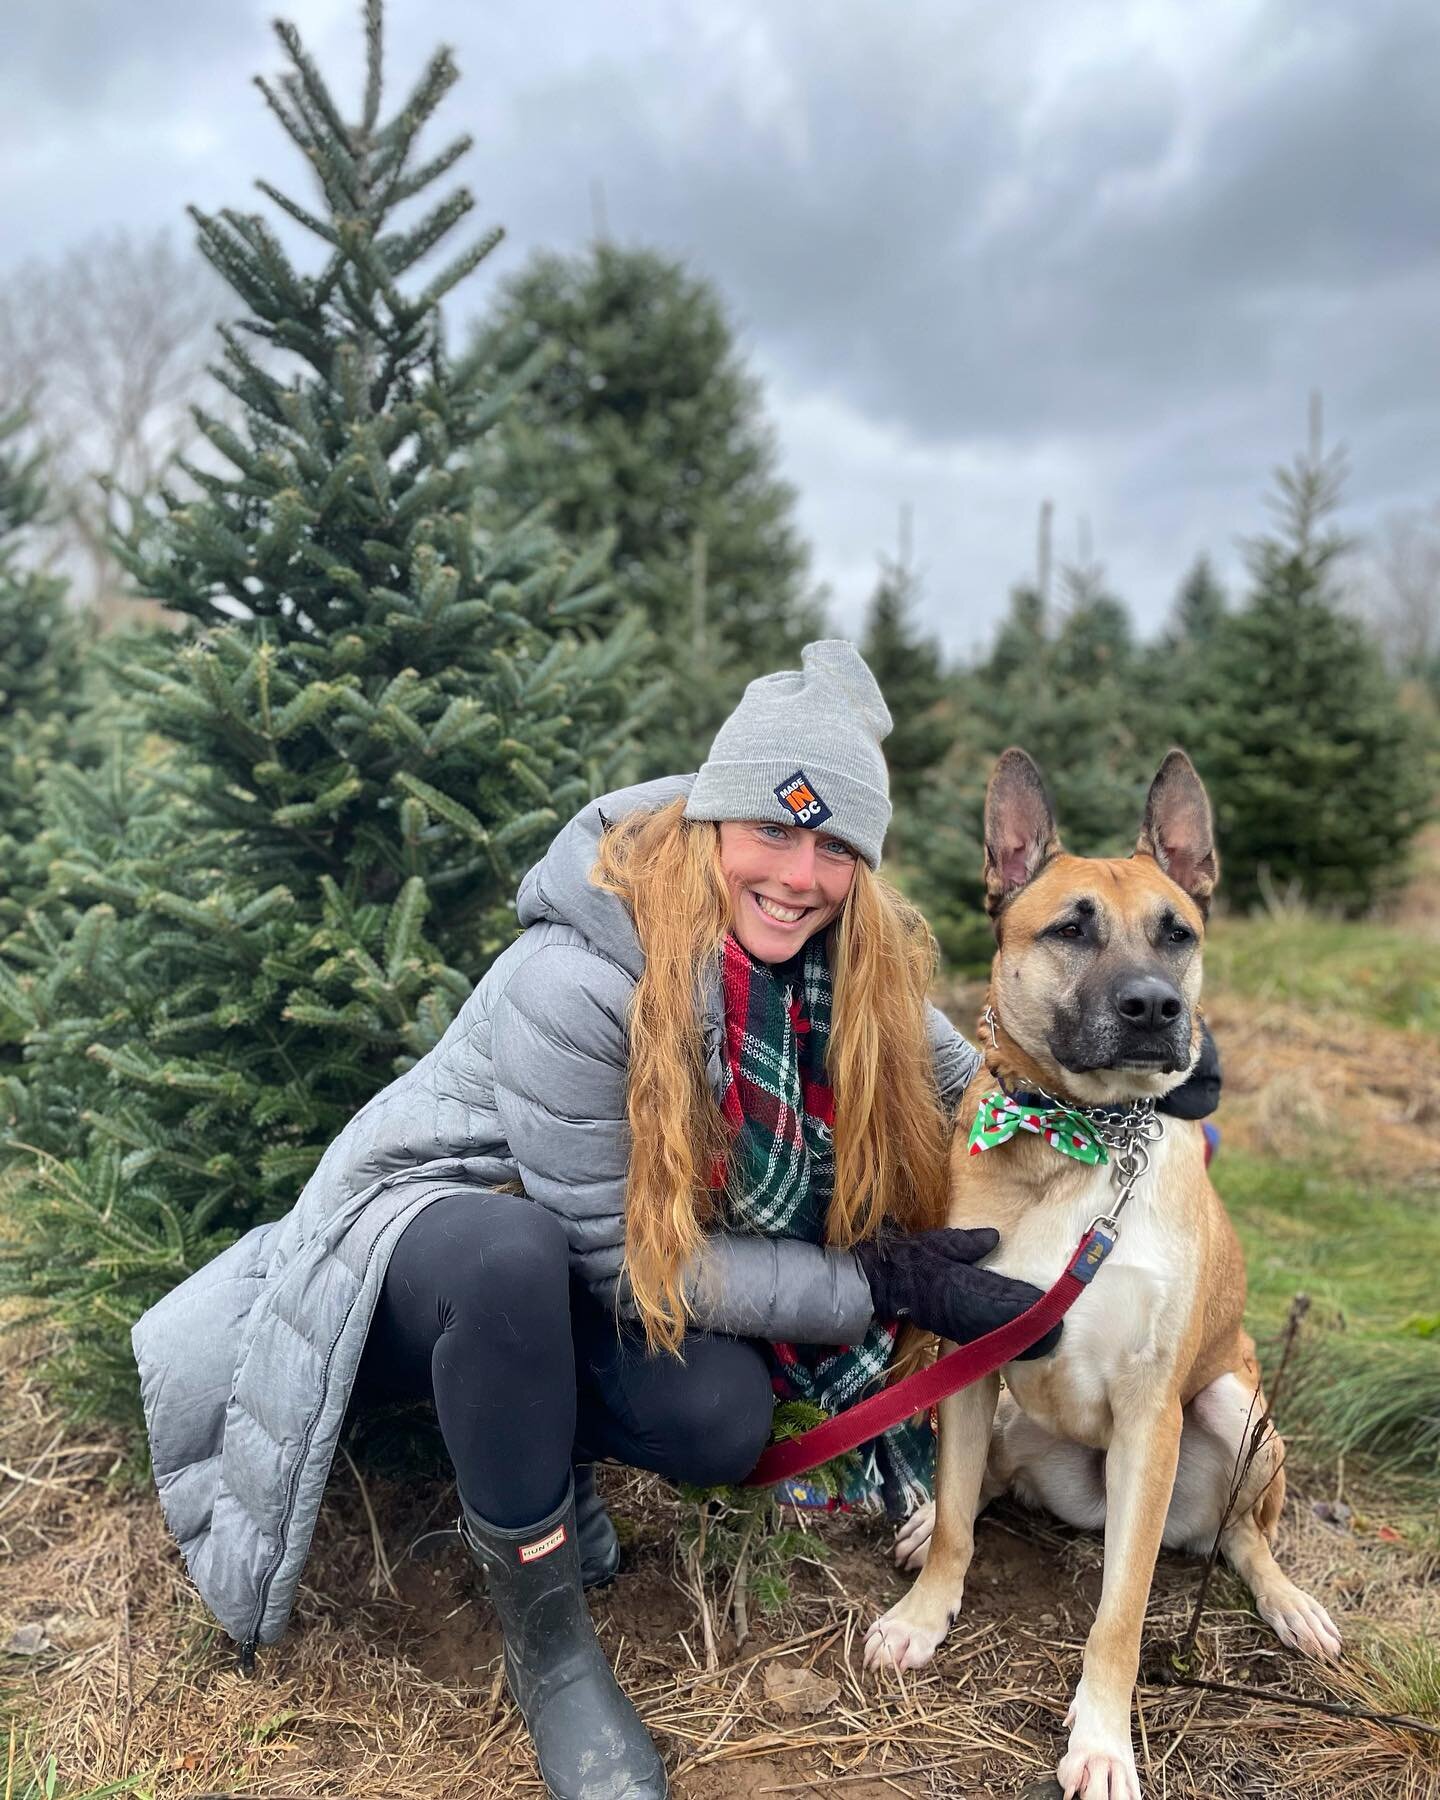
[1048,972,1192,1075]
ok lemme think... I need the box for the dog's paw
[1057,1731,1141,1800]
[892,1500,934,1572]
[1056,1740,1141,1800]
[1057,1684,1141,1800]
[1258,1583,1343,1662]
[862,1593,954,1673]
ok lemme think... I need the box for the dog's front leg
[1058,1396,1182,1800]
[864,1370,1000,1673]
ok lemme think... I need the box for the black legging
[350,1191,776,1529]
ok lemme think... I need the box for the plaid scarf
[715,932,934,1515]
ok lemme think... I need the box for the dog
[864,747,1340,1800]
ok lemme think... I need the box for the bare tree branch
[0,228,229,624]
[1346,500,1440,681]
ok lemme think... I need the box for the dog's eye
[1167,925,1192,945]
[1055,922,1084,940]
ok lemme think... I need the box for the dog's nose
[1112,975,1184,1032]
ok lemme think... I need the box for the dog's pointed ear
[984,748,1062,916]
[1136,750,1218,913]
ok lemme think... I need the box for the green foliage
[0,1726,150,1800]
[860,555,949,846]
[677,1486,827,1618]
[979,560,1163,854]
[899,431,1427,973]
[471,241,822,774]
[0,410,87,925]
[1190,441,1429,913]
[0,2,649,1432]
[0,409,78,719]
[1219,1151,1440,1478]
[1291,1339,1440,1475]
[1166,551,1227,651]
[860,554,971,946]
[677,1403,845,1619]
[895,561,1171,975]
[677,1400,854,1616]
[1204,913,1439,1036]
[1353,1627,1440,1727]
[886,731,993,973]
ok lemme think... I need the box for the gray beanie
[683,640,893,867]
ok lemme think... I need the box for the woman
[132,642,1216,1800]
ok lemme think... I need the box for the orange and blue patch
[773,769,833,828]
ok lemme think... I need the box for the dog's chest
[970,1130,1197,1447]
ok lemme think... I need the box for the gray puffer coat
[131,775,982,1654]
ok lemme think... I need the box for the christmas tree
[904,552,1175,973]
[968,557,1163,855]
[1168,552,1227,650]
[0,408,85,927]
[471,242,822,772]
[1193,432,1427,912]
[0,2,649,1433]
[859,551,950,812]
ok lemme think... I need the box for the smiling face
[717,819,860,962]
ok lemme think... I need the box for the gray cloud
[3,0,1438,650]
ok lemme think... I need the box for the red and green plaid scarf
[715,932,934,1515]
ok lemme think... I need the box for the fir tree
[1168,552,1227,650]
[0,3,649,1433]
[0,410,77,716]
[886,732,993,974]
[1193,436,1427,912]
[904,555,1172,974]
[859,553,949,807]
[0,409,85,931]
[984,581,1048,688]
[972,558,1160,854]
[471,242,822,773]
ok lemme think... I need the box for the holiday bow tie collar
[967,1090,1110,1165]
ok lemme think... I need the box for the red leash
[742,1222,1117,1489]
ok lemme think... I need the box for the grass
[1,1725,150,1800]
[1205,912,1439,1036]
[1352,1627,1440,1730]
[1221,1154,1440,1327]
[1218,1151,1440,1482]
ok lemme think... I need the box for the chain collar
[978,1002,1164,1235]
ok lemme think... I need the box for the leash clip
[1071,1214,1119,1284]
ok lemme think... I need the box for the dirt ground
[2,1411,1436,1800]
[3,954,1439,1798]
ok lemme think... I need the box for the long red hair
[592,799,951,1352]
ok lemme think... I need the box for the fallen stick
[1147,1668,1440,1740]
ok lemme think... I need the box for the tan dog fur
[865,750,1340,1800]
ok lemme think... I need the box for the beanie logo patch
[774,770,833,829]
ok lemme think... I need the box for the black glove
[1157,1022,1222,1120]
[854,1226,1062,1361]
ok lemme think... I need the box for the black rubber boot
[459,1477,667,1800]
[574,1462,622,1590]
[409,1462,620,1593]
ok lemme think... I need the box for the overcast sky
[4,0,1438,654]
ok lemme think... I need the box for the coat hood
[515,773,696,980]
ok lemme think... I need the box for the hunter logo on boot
[518,1522,568,1564]
[774,770,832,829]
